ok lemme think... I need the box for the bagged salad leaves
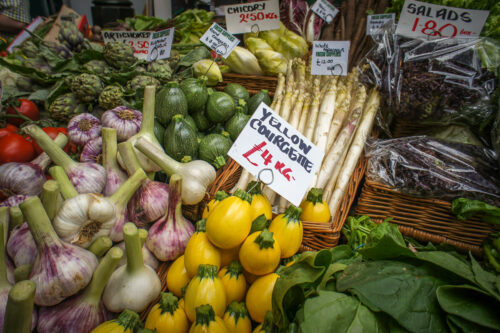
[365,136,500,206]
[360,24,498,137]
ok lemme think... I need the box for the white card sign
[311,0,339,24]
[224,0,280,34]
[200,23,240,58]
[228,103,324,206]
[396,0,489,39]
[311,41,350,76]
[102,31,152,59]
[147,28,175,61]
[366,13,395,35]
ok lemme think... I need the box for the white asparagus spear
[304,80,321,140]
[326,73,355,148]
[314,77,339,152]
[327,89,380,214]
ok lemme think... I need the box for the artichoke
[49,93,88,122]
[42,41,73,59]
[23,57,52,74]
[147,60,172,82]
[83,60,111,75]
[125,75,160,91]
[17,40,38,58]
[103,41,136,69]
[16,76,33,91]
[58,21,85,52]
[70,73,104,103]
[98,85,125,110]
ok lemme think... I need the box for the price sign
[228,103,324,206]
[396,0,489,39]
[311,0,339,24]
[311,41,350,76]
[147,28,175,62]
[224,0,280,34]
[102,31,152,59]
[200,23,240,58]
[366,13,395,35]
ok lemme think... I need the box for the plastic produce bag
[360,24,498,134]
[365,136,500,206]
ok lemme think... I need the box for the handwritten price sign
[396,0,489,39]
[102,31,152,59]
[225,0,280,34]
[311,0,339,24]
[228,103,324,206]
[200,23,239,58]
[311,41,350,76]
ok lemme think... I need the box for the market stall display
[0,1,499,332]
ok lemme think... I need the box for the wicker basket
[300,153,368,252]
[354,180,500,256]
[215,73,278,96]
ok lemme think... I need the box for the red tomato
[0,51,8,57]
[0,133,35,163]
[32,127,74,155]
[0,124,18,139]
[6,99,40,126]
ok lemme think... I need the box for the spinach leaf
[469,254,500,302]
[451,198,500,224]
[358,222,415,260]
[300,291,384,333]
[447,315,496,333]
[337,260,448,333]
[272,250,332,329]
[414,251,476,285]
[436,285,500,330]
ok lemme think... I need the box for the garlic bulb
[19,196,98,306]
[7,222,37,267]
[67,113,102,146]
[101,106,142,142]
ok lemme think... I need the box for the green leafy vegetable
[451,198,500,224]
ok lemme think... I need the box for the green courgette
[192,108,213,132]
[248,89,271,114]
[163,114,199,162]
[198,131,233,169]
[180,77,208,113]
[155,81,188,126]
[154,119,165,143]
[206,90,235,123]
[224,83,250,102]
[225,107,250,141]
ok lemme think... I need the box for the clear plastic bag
[360,24,498,135]
[365,136,500,206]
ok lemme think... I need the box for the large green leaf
[358,222,415,260]
[447,315,496,333]
[272,249,332,329]
[299,291,384,333]
[414,251,476,285]
[469,254,500,302]
[436,285,500,330]
[337,260,448,333]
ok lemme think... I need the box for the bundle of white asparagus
[231,58,380,218]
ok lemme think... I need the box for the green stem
[254,229,275,250]
[2,113,32,122]
[306,188,324,205]
[250,214,268,234]
[88,236,113,258]
[283,205,302,223]
[8,207,23,230]
[24,125,75,172]
[123,223,144,274]
[226,260,243,278]
[49,166,78,199]
[109,169,147,207]
[138,229,148,247]
[0,208,10,288]
[14,264,32,283]
[30,133,68,170]
[214,191,228,202]
[246,181,262,195]
[40,180,61,221]
[213,155,226,169]
[114,309,142,331]
[135,136,181,175]
[102,127,121,174]
[226,301,249,323]
[197,264,218,280]
[233,189,252,204]
[117,141,143,175]
[195,219,207,233]
[19,196,61,248]
[3,280,36,333]
[158,292,179,315]
[83,247,123,304]
[139,86,156,136]
[194,304,216,327]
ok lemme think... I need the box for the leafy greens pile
[272,217,500,333]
